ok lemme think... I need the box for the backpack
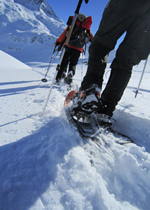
[66,16,91,48]
[68,24,91,48]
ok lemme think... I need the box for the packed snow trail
[0,52,150,210]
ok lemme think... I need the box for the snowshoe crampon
[64,90,134,145]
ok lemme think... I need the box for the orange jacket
[56,16,93,53]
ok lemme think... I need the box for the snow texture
[0,0,66,62]
[0,49,150,210]
[0,0,150,209]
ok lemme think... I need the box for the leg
[80,0,150,91]
[56,49,70,81]
[81,43,110,90]
[101,11,150,113]
[72,1,150,119]
[68,48,80,76]
[64,49,80,84]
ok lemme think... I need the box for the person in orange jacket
[55,14,93,85]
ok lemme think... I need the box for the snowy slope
[0,51,150,210]
[0,50,31,69]
[0,0,66,62]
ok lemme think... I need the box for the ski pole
[81,54,84,81]
[42,0,89,115]
[41,46,57,82]
[42,69,58,115]
[135,54,149,98]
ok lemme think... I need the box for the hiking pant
[81,0,150,109]
[56,48,80,80]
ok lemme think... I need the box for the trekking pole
[135,54,149,98]
[41,46,57,82]
[42,0,89,115]
[81,54,84,81]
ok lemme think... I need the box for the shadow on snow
[0,82,49,97]
[113,109,150,153]
[0,117,79,210]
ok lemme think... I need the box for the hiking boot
[72,84,101,115]
[97,113,112,127]
[64,71,73,85]
[55,72,66,84]
[97,100,115,117]
[62,72,66,79]
[55,79,61,85]
[96,100,115,126]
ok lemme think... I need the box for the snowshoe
[64,90,134,144]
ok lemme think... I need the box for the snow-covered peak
[14,0,58,18]
[0,0,66,62]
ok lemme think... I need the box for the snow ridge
[0,0,66,62]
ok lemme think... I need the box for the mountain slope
[0,0,66,62]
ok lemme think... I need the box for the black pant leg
[81,43,110,90]
[68,49,80,76]
[56,49,70,80]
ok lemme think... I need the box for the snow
[0,0,66,62]
[0,50,31,69]
[0,50,150,210]
[1,0,150,209]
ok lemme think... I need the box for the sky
[47,0,108,35]
[48,0,124,47]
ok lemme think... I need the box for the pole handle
[75,0,83,14]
